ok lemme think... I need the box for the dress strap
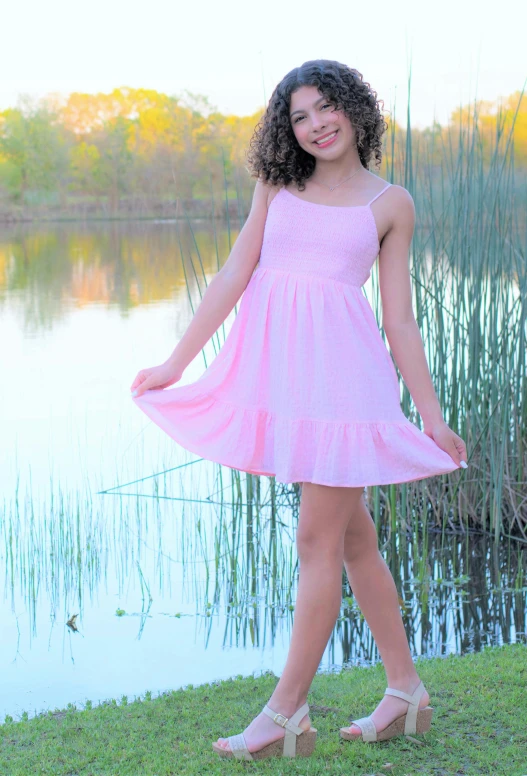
[367,182,391,206]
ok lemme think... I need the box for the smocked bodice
[257,186,386,287]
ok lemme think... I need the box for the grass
[1,643,526,775]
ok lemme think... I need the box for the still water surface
[1,219,525,722]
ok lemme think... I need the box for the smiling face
[289,85,356,158]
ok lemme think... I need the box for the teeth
[315,131,337,145]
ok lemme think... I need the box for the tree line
[0,86,525,218]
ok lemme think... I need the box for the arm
[377,187,468,465]
[130,180,274,397]
[377,187,442,431]
[166,179,272,372]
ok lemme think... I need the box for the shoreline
[2,643,525,774]
[0,198,249,225]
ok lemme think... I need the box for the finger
[131,370,152,393]
[450,446,461,465]
[130,372,146,392]
[442,436,461,465]
[453,437,468,466]
[133,374,160,398]
[131,376,147,397]
[143,374,178,392]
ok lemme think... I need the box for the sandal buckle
[273,713,289,727]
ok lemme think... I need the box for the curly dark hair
[245,59,388,191]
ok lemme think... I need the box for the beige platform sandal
[212,701,317,760]
[340,680,433,743]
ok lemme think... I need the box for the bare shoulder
[386,184,415,214]
[249,178,282,217]
[382,184,415,236]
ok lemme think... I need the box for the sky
[2,0,525,130]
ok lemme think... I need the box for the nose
[311,125,328,145]
[312,116,327,132]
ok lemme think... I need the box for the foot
[342,678,430,739]
[214,705,311,754]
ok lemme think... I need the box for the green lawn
[2,643,526,775]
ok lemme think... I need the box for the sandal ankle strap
[262,701,309,733]
[384,681,425,735]
[384,680,425,706]
[262,702,309,756]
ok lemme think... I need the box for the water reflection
[0,218,238,328]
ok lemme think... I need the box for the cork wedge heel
[212,701,317,760]
[340,680,433,743]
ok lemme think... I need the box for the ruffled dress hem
[132,388,461,488]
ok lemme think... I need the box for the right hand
[130,360,184,398]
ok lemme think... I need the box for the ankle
[267,692,308,718]
[385,673,422,692]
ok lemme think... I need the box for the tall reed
[174,82,526,549]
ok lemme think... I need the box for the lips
[314,130,338,145]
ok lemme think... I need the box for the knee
[343,531,380,566]
[296,524,342,564]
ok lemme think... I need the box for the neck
[311,147,363,184]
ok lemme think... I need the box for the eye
[293,103,333,124]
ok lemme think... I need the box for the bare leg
[215,481,364,753]
[341,492,430,736]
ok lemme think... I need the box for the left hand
[423,421,468,468]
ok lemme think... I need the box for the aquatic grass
[367,83,527,550]
[169,82,527,549]
[2,385,526,710]
[2,444,526,688]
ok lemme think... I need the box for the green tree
[0,95,69,204]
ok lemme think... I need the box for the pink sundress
[132,181,461,487]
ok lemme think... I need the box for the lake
[1,218,525,723]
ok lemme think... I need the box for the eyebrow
[290,96,327,118]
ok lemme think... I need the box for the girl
[130,59,468,761]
